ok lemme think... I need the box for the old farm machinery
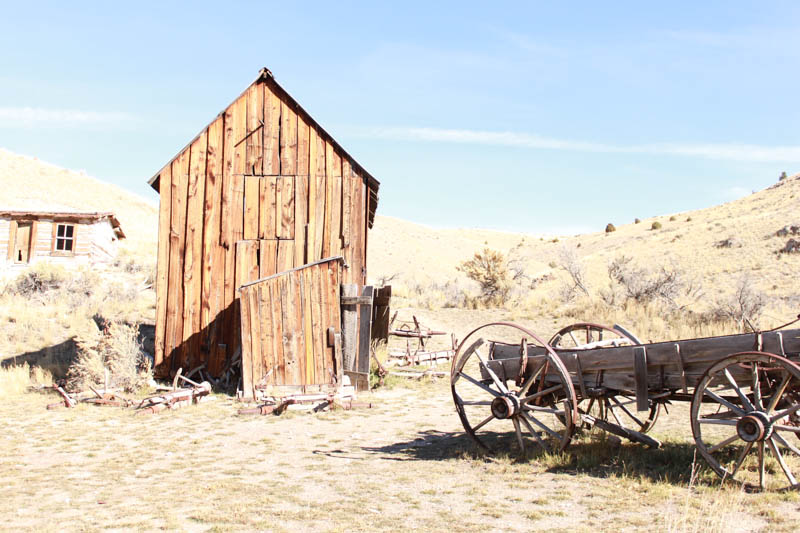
[451,320,800,490]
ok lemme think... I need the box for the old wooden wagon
[148,68,383,397]
[451,320,800,490]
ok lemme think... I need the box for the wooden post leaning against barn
[341,283,373,391]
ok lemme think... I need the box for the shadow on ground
[357,428,711,486]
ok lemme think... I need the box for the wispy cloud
[0,107,138,128]
[358,126,800,163]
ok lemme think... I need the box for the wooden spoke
[522,405,561,415]
[457,372,501,398]
[723,368,754,412]
[772,432,800,457]
[520,384,563,404]
[512,417,525,453]
[567,330,579,346]
[519,412,547,449]
[767,372,791,414]
[770,403,800,424]
[609,396,646,428]
[768,437,797,486]
[698,418,738,426]
[519,361,546,397]
[703,389,746,416]
[473,349,509,395]
[773,424,800,434]
[752,362,763,410]
[472,414,495,432]
[522,411,562,441]
[758,441,765,490]
[606,399,626,429]
[460,400,493,406]
[730,441,754,478]
[708,434,740,454]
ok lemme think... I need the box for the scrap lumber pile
[238,382,369,416]
[46,385,134,410]
[135,370,213,415]
[135,381,212,415]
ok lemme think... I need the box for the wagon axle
[490,393,521,419]
[737,411,773,443]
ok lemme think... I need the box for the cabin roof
[147,68,380,196]
[0,210,125,239]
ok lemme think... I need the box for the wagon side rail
[484,329,800,403]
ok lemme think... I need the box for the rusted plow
[451,319,800,490]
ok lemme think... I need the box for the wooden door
[14,222,32,263]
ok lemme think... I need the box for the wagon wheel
[451,322,577,454]
[691,352,800,491]
[549,322,661,434]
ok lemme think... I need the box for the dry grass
[0,364,52,398]
[1,383,798,532]
[0,262,155,377]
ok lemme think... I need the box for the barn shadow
[359,429,702,486]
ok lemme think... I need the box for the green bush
[651,221,662,230]
[605,223,616,233]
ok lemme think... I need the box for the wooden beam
[245,83,264,175]
[153,165,172,373]
[183,131,208,370]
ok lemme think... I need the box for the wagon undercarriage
[451,320,800,491]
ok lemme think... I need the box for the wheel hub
[491,394,520,419]
[737,411,773,442]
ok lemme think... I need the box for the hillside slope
[368,173,800,318]
[0,149,158,250]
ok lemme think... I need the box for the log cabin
[148,68,380,396]
[0,209,125,273]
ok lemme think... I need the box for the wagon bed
[451,320,800,490]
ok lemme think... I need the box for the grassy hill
[0,148,158,251]
[368,173,800,339]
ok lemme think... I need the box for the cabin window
[54,223,75,252]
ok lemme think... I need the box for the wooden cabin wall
[153,78,372,379]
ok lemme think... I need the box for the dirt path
[1,382,796,532]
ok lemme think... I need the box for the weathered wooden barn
[149,68,381,397]
[1,209,124,271]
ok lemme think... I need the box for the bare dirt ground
[2,378,799,533]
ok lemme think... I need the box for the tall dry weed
[66,318,152,393]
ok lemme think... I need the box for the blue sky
[1,1,799,234]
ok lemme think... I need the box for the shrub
[711,277,765,332]
[558,247,589,299]
[66,317,152,393]
[669,216,677,221]
[634,218,641,224]
[5,264,68,296]
[779,238,800,254]
[686,217,692,222]
[605,223,616,233]
[457,248,511,305]
[601,255,699,308]
[780,171,787,181]
[651,221,662,230]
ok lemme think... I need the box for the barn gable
[150,68,380,391]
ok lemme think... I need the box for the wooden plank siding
[148,71,378,380]
[238,258,343,398]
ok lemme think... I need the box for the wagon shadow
[361,430,707,486]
